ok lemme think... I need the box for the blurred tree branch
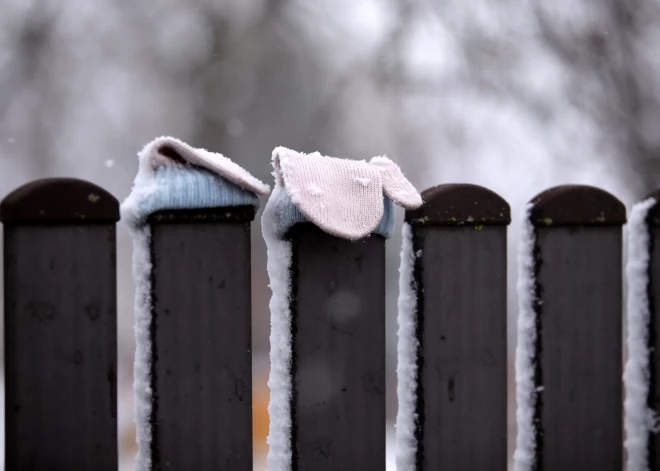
[0,5,61,177]
[535,0,660,196]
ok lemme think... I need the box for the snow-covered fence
[1,173,651,471]
[514,185,627,471]
[396,184,511,471]
[0,178,120,470]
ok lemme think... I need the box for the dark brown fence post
[518,185,626,470]
[288,223,386,470]
[399,184,510,470]
[1,178,119,470]
[147,206,254,470]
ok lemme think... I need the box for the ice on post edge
[262,147,421,471]
[394,222,420,471]
[513,203,538,471]
[624,197,659,471]
[120,136,269,471]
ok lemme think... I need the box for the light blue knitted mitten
[122,136,270,225]
[134,165,260,222]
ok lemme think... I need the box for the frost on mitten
[270,146,422,240]
[121,136,270,471]
[122,136,270,225]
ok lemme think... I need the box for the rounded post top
[405,183,511,226]
[0,178,119,224]
[529,184,626,227]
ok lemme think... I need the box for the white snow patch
[119,139,168,471]
[308,183,324,197]
[128,226,153,471]
[355,176,372,187]
[263,183,294,471]
[624,197,658,471]
[395,223,420,471]
[513,203,538,471]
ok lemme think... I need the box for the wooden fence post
[288,223,386,470]
[147,206,254,470]
[1,178,119,470]
[524,185,626,470]
[401,184,510,470]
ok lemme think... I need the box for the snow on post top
[145,136,270,195]
[121,136,270,225]
[529,184,626,227]
[270,146,422,241]
[404,183,510,227]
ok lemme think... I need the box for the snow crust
[513,203,538,471]
[262,183,294,471]
[624,197,658,471]
[395,223,420,471]
[128,227,153,471]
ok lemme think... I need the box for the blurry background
[0,0,659,469]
